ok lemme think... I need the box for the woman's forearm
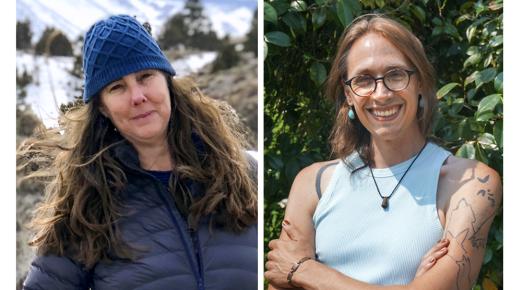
[292,260,409,290]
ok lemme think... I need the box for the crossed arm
[265,158,502,290]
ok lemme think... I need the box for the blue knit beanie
[82,15,176,102]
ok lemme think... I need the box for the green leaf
[476,94,502,121]
[478,133,497,149]
[493,120,503,149]
[437,82,460,99]
[347,0,362,16]
[375,0,385,8]
[465,71,479,87]
[475,143,489,164]
[475,68,497,88]
[264,3,278,24]
[336,0,353,27]
[450,98,464,115]
[443,22,460,38]
[312,7,328,29]
[490,35,503,47]
[310,62,327,86]
[456,14,472,25]
[467,46,480,56]
[432,26,443,36]
[483,53,493,67]
[314,0,326,4]
[494,72,503,92]
[495,226,503,243]
[268,155,284,169]
[411,5,426,23]
[282,12,306,33]
[270,0,291,15]
[290,0,307,12]
[265,31,291,47]
[466,88,477,101]
[466,25,477,42]
[456,142,475,159]
[483,248,493,264]
[463,54,481,68]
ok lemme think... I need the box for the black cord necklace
[369,142,428,209]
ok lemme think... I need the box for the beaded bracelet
[287,256,313,287]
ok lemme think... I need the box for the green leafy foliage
[264,0,503,289]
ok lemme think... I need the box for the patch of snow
[16,0,253,43]
[172,52,217,76]
[17,51,217,128]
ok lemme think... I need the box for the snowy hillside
[16,0,255,42]
[17,51,217,128]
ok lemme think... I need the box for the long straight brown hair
[325,14,437,163]
[17,76,257,269]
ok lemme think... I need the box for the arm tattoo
[444,199,474,290]
[468,212,495,249]
[476,189,496,208]
[477,174,490,183]
[446,254,472,290]
[443,185,498,290]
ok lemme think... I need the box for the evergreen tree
[159,14,187,50]
[35,27,73,56]
[212,36,240,72]
[16,20,33,50]
[159,0,221,51]
[243,8,257,56]
[70,36,84,78]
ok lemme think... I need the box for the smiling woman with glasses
[265,14,502,290]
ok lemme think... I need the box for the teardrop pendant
[381,197,389,209]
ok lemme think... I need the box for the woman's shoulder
[439,156,502,212]
[441,156,501,184]
[294,160,341,186]
[284,160,341,225]
[289,160,341,203]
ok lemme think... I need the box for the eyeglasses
[343,68,416,97]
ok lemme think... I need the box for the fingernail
[282,220,290,227]
[429,257,435,263]
[440,247,447,253]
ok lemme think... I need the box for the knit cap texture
[82,15,175,102]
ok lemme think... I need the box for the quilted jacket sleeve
[23,255,91,290]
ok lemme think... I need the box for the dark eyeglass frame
[343,69,416,97]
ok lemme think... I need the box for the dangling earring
[418,94,425,109]
[348,106,355,120]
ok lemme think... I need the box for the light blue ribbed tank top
[312,142,451,285]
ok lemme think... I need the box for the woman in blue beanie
[19,15,257,290]
[264,14,501,290]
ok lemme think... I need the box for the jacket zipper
[189,227,205,290]
[137,169,206,290]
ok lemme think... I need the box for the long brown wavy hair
[17,76,257,269]
[325,14,437,163]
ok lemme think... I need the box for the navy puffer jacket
[23,141,257,290]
